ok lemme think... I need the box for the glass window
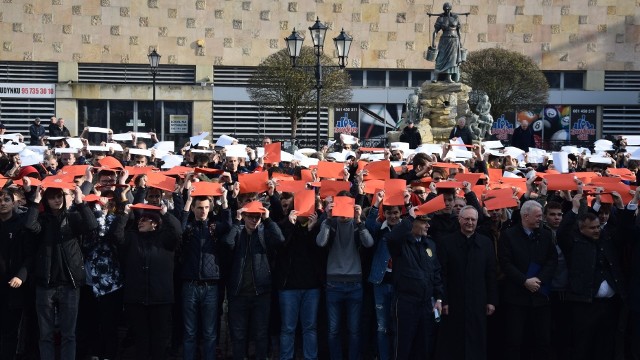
[412,71,432,86]
[347,70,363,87]
[163,101,193,147]
[366,70,386,87]
[109,101,135,136]
[78,100,109,145]
[544,72,561,89]
[389,71,409,87]
[563,72,584,89]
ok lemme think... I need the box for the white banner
[0,83,55,98]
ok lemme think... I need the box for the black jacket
[115,212,182,305]
[449,125,473,145]
[29,124,46,145]
[387,217,444,302]
[275,219,324,290]
[510,126,535,152]
[180,209,232,281]
[26,202,98,288]
[0,208,37,308]
[498,224,557,307]
[399,126,422,149]
[557,210,626,303]
[223,218,285,296]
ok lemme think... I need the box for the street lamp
[284,18,353,149]
[147,49,161,128]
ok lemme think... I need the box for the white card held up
[87,146,111,152]
[105,142,124,152]
[133,132,151,139]
[0,134,21,142]
[482,140,504,149]
[190,149,213,154]
[26,146,48,154]
[3,143,26,154]
[54,148,79,154]
[216,134,239,147]
[224,144,247,158]
[340,134,358,145]
[87,127,110,134]
[111,133,133,142]
[623,135,640,146]
[19,149,43,166]
[153,141,175,152]
[65,137,84,149]
[415,144,443,156]
[552,152,569,173]
[128,148,152,157]
[197,140,210,148]
[161,155,184,168]
[281,151,294,162]
[588,156,613,164]
[190,132,210,146]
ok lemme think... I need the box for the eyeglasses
[413,190,425,195]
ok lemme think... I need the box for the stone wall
[0,0,637,71]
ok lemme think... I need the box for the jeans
[373,283,394,360]
[228,292,271,360]
[127,303,172,360]
[77,286,123,360]
[182,282,219,360]
[279,289,320,360]
[35,285,80,360]
[325,281,362,360]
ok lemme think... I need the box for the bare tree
[247,46,352,138]
[461,48,549,118]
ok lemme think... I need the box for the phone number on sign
[21,87,55,95]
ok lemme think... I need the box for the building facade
[1,0,639,147]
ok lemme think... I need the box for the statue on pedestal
[427,3,470,83]
[471,94,494,141]
[406,88,423,124]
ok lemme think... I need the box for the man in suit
[498,200,557,360]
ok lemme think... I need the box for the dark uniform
[387,216,444,360]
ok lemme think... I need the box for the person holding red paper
[365,190,402,360]
[316,192,374,360]
[180,188,232,360]
[222,201,285,360]
[275,191,323,360]
[26,184,99,360]
[113,202,182,360]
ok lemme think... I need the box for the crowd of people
[0,116,639,360]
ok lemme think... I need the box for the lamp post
[147,49,161,128]
[284,18,352,149]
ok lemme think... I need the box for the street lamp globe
[333,29,353,68]
[148,49,161,74]
[308,18,328,55]
[284,29,305,67]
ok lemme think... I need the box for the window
[412,71,432,87]
[544,72,561,89]
[563,72,584,89]
[366,70,386,87]
[347,70,364,87]
[389,71,408,87]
